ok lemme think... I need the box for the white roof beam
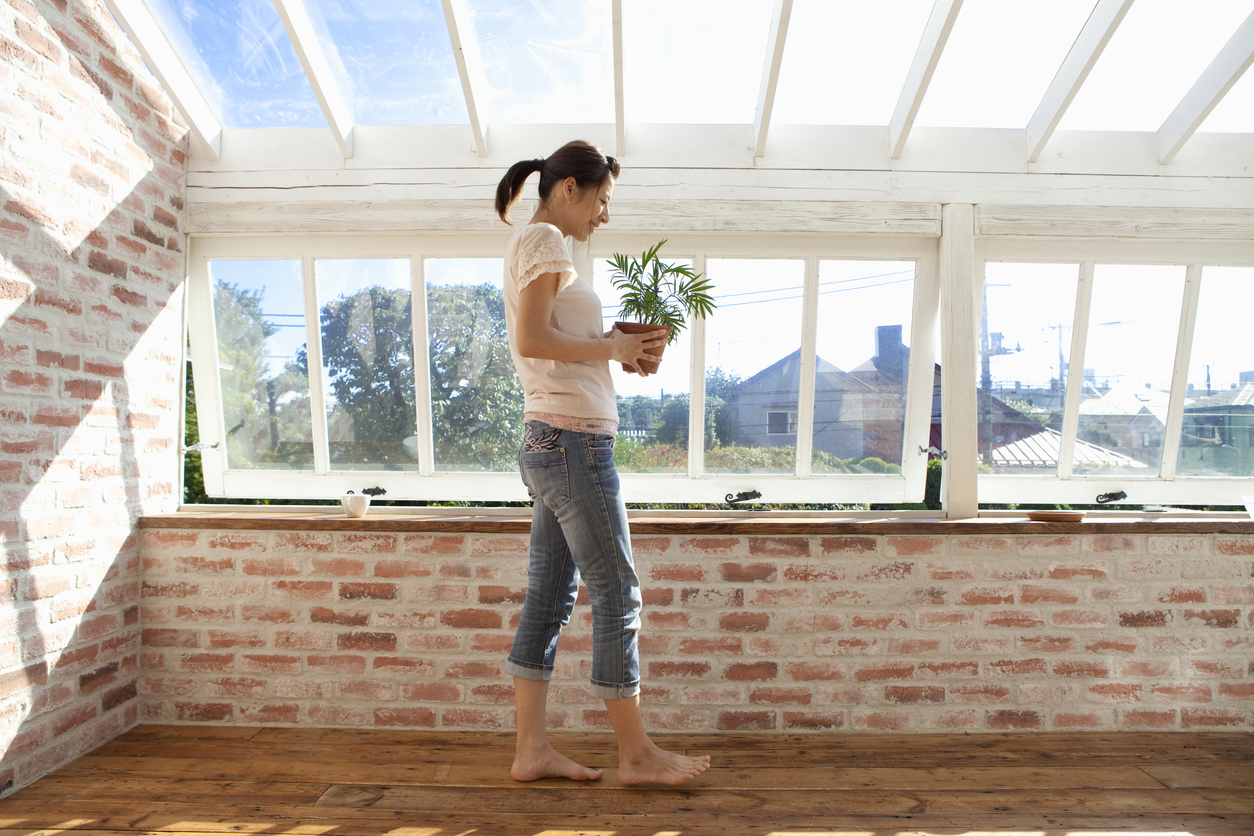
[1026,0,1134,163]
[272,0,354,159]
[753,0,793,159]
[102,0,222,160]
[889,0,963,160]
[613,0,625,157]
[1158,9,1254,165]
[441,0,488,158]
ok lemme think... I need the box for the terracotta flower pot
[614,321,671,374]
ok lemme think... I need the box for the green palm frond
[610,240,717,346]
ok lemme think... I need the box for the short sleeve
[514,224,577,294]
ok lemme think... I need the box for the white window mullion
[687,255,708,480]
[938,204,978,518]
[303,255,331,475]
[903,252,940,500]
[795,256,820,479]
[1056,261,1093,480]
[412,257,436,477]
[185,250,227,496]
[1159,263,1203,480]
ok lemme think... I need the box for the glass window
[914,0,1097,129]
[1073,264,1185,475]
[595,257,694,475]
[1200,60,1254,133]
[1177,266,1254,478]
[316,259,417,471]
[311,0,467,126]
[209,259,313,470]
[1058,0,1254,131]
[703,259,805,475]
[425,258,520,472]
[624,0,774,123]
[812,260,917,475]
[145,0,326,128]
[772,0,932,126]
[979,263,1079,475]
[466,0,614,124]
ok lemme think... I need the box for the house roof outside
[991,427,1150,469]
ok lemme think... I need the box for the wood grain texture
[1,726,1251,835]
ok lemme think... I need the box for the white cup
[341,493,370,518]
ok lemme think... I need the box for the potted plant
[609,240,716,373]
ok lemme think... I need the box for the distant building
[1179,383,1254,476]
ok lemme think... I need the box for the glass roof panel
[466,0,614,124]
[1199,57,1254,132]
[625,0,775,124]
[146,0,327,128]
[1058,0,1253,131]
[772,0,933,127]
[915,0,1098,129]
[311,0,466,126]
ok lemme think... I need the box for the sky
[146,0,1254,131]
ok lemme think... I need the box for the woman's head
[495,140,620,226]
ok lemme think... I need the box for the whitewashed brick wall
[138,528,1254,734]
[0,0,185,796]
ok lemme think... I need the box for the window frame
[974,237,1254,506]
[187,231,940,505]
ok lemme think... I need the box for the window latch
[1095,491,1127,504]
[725,490,761,504]
[362,487,388,497]
[919,446,947,460]
[182,442,218,454]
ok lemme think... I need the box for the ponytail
[495,140,620,225]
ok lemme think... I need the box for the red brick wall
[139,529,1254,734]
[0,0,185,795]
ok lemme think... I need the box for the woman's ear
[561,176,579,202]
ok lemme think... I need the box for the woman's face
[567,177,614,242]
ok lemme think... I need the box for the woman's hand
[606,325,668,375]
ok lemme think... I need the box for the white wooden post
[938,204,978,518]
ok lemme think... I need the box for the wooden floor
[0,726,1252,836]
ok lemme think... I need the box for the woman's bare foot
[618,743,711,786]
[511,742,604,782]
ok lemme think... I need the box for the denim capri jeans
[504,421,643,700]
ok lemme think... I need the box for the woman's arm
[515,272,666,374]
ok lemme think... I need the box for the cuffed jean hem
[504,658,552,682]
[589,679,641,700]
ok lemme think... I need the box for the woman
[496,140,711,785]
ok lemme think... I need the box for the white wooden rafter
[272,0,355,159]
[613,0,625,158]
[753,0,793,159]
[889,0,963,161]
[102,0,222,160]
[1026,0,1135,164]
[1158,10,1254,165]
[441,0,489,158]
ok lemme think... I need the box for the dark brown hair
[495,140,620,224]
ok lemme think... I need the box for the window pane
[980,263,1079,474]
[145,0,326,128]
[773,0,932,126]
[1177,266,1254,478]
[467,0,614,124]
[915,0,1096,128]
[595,257,694,475]
[811,260,916,474]
[210,260,313,470]
[317,259,416,471]
[704,259,805,475]
[1073,264,1185,475]
[312,0,467,126]
[624,0,774,123]
[426,258,521,472]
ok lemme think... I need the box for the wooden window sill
[141,507,1254,535]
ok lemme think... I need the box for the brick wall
[0,0,186,795]
[138,528,1254,734]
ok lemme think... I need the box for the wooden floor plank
[2,727,1251,836]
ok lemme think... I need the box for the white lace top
[503,223,619,431]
